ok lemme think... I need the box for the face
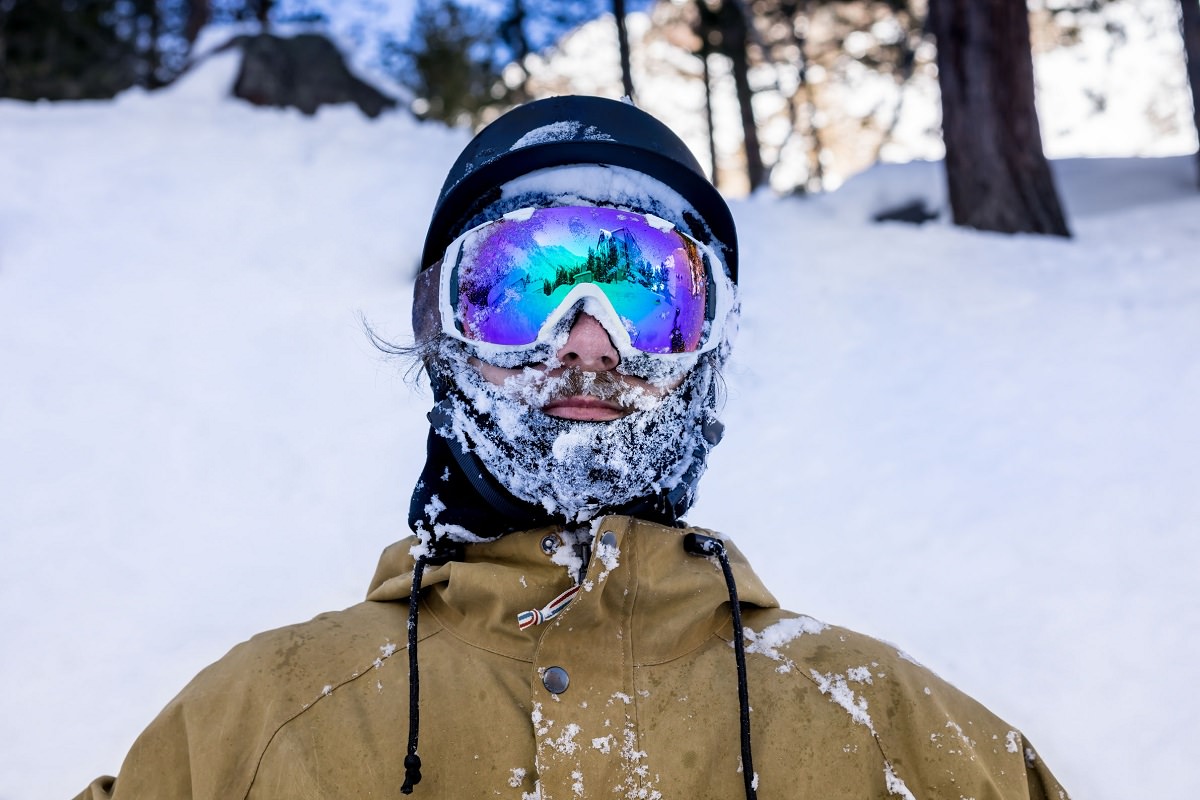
[470,312,685,422]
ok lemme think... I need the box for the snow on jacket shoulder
[75,516,1069,800]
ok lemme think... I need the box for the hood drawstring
[401,542,463,796]
[401,533,755,798]
[684,533,758,800]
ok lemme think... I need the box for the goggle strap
[414,262,443,343]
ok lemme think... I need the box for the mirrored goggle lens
[449,206,714,354]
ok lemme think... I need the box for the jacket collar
[366,516,778,664]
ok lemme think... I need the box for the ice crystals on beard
[436,339,717,524]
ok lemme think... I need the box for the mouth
[541,394,630,421]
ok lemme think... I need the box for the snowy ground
[2,50,1199,800]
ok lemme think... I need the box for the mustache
[547,369,628,402]
[494,367,653,409]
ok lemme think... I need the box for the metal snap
[599,531,617,549]
[542,666,570,694]
[540,534,559,555]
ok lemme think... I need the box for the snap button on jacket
[76,517,1069,800]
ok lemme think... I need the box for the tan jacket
[77,517,1069,799]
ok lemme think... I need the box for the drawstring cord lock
[683,533,758,800]
[682,531,725,558]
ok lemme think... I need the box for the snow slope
[2,49,1198,800]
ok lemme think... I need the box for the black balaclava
[410,98,738,542]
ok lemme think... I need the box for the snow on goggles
[438,206,734,357]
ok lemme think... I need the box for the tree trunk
[702,41,719,188]
[781,0,824,191]
[1181,0,1200,187]
[500,0,531,103]
[0,4,8,97]
[257,0,274,31]
[709,0,765,192]
[149,6,163,87]
[928,0,1070,236]
[185,0,211,45]
[613,0,635,100]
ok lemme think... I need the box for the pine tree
[927,0,1070,236]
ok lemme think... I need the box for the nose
[556,313,620,371]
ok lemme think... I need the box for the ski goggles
[434,206,735,358]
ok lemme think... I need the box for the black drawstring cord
[684,533,758,800]
[400,555,427,795]
[400,541,463,796]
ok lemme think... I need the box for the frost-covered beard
[433,343,720,525]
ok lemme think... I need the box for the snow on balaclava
[415,164,735,538]
[431,334,722,526]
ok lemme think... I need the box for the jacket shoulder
[742,608,1070,799]
[94,599,434,800]
[196,599,416,700]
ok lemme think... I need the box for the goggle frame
[434,205,736,361]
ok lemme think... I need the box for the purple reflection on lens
[453,207,709,353]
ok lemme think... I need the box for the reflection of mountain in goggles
[439,206,734,356]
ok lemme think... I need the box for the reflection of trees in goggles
[443,207,728,356]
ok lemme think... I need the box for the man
[77,97,1069,800]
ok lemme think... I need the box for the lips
[541,394,628,421]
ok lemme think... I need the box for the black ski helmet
[420,95,738,281]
